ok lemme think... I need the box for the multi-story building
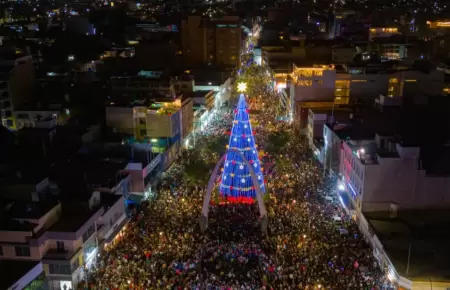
[109,72,176,98]
[373,43,408,60]
[181,16,242,67]
[331,10,356,38]
[181,96,194,140]
[14,106,71,130]
[307,108,352,162]
[368,25,400,40]
[0,192,126,290]
[290,63,445,117]
[106,97,187,144]
[426,20,450,35]
[0,49,36,130]
[339,137,450,212]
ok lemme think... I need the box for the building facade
[290,64,445,120]
[0,53,35,130]
[181,16,242,67]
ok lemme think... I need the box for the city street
[81,66,392,290]
[80,29,392,289]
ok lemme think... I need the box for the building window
[15,246,31,257]
[82,225,96,243]
[49,264,71,275]
[71,259,81,271]
[57,241,65,252]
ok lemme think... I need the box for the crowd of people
[79,70,394,290]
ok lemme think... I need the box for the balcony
[43,247,81,261]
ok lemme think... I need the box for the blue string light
[220,94,265,200]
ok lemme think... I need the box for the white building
[340,137,450,213]
[0,192,128,290]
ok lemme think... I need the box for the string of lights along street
[219,87,265,203]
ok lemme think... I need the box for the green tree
[265,131,290,155]
[183,159,213,186]
[205,135,229,156]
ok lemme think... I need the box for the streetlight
[237,82,247,93]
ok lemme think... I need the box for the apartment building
[307,108,352,162]
[0,49,36,130]
[105,96,191,146]
[290,63,445,116]
[0,192,127,290]
[110,73,175,98]
[368,26,399,40]
[340,137,450,212]
[181,16,242,67]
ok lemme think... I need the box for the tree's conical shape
[220,94,265,202]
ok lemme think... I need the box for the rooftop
[0,218,37,232]
[78,143,157,168]
[49,157,129,193]
[366,210,450,282]
[48,205,102,233]
[309,108,352,121]
[7,200,60,220]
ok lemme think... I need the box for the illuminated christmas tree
[219,89,265,203]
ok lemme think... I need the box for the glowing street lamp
[237,82,247,93]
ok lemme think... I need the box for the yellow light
[237,82,247,93]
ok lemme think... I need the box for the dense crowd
[79,66,394,289]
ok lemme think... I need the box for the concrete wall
[181,99,194,139]
[291,70,336,103]
[9,60,35,109]
[146,110,180,138]
[97,196,126,241]
[182,16,206,66]
[0,243,41,260]
[105,107,135,135]
[342,141,450,211]
[345,74,390,101]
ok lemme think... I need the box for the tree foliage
[205,135,229,157]
[183,159,213,186]
[265,131,290,155]
[181,134,229,187]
